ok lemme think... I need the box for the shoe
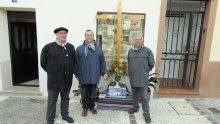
[62,116,74,123]
[145,115,151,123]
[47,122,54,124]
[82,109,87,117]
[47,120,54,124]
[90,107,97,114]
[128,108,139,114]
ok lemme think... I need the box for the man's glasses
[58,32,67,35]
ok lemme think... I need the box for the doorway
[160,0,206,88]
[8,11,39,86]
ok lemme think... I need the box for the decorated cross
[96,1,144,60]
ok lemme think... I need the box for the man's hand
[100,76,104,80]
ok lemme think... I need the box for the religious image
[131,19,141,28]
[122,14,131,30]
[120,44,129,56]
[108,86,126,98]
[97,13,145,60]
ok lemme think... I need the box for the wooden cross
[96,1,144,60]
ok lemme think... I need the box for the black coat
[40,42,77,92]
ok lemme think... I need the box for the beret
[54,27,68,33]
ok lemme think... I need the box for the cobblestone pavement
[186,98,220,124]
[0,95,219,124]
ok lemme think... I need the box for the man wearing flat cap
[41,27,77,124]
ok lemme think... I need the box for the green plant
[73,85,101,102]
[73,85,82,97]
[148,73,160,92]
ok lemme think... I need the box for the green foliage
[72,85,82,97]
[106,60,128,82]
[148,73,160,90]
[72,85,101,97]
[73,72,160,96]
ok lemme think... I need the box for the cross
[96,1,144,60]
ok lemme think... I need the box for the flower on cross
[106,60,128,83]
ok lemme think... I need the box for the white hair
[133,33,143,40]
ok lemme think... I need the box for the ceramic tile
[169,102,200,115]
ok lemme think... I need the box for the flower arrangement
[106,60,128,83]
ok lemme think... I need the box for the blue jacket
[76,41,106,84]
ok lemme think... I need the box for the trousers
[46,89,70,123]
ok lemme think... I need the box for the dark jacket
[40,42,77,92]
[128,47,155,87]
[76,41,106,84]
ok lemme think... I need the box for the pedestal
[108,86,126,98]
[97,85,134,111]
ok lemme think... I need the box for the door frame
[155,0,211,91]
[7,11,38,86]
[160,11,205,88]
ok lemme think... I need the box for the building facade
[0,0,219,97]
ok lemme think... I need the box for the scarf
[85,41,95,57]
[54,39,67,50]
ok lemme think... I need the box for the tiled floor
[1,93,219,124]
[0,95,216,124]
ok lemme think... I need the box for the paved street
[0,94,219,124]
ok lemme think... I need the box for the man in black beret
[54,27,68,34]
[41,27,76,124]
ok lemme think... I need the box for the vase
[115,81,120,87]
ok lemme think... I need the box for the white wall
[210,0,220,61]
[0,9,12,90]
[0,0,37,90]
[36,0,161,96]
[0,9,10,62]
[0,0,161,96]
[0,0,36,10]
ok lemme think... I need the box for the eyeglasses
[58,32,67,35]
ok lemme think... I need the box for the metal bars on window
[160,0,206,88]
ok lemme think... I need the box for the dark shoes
[145,115,151,123]
[90,107,97,114]
[82,108,97,117]
[47,122,54,124]
[62,116,74,123]
[128,108,139,114]
[82,109,87,117]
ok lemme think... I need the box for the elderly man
[127,34,155,123]
[41,27,77,124]
[75,30,106,117]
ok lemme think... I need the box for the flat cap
[54,27,68,33]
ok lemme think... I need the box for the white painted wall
[36,0,161,95]
[0,65,2,90]
[0,0,161,96]
[210,0,220,61]
[0,9,12,90]
[0,0,36,10]
[0,9,10,62]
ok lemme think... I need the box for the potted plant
[147,73,160,98]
